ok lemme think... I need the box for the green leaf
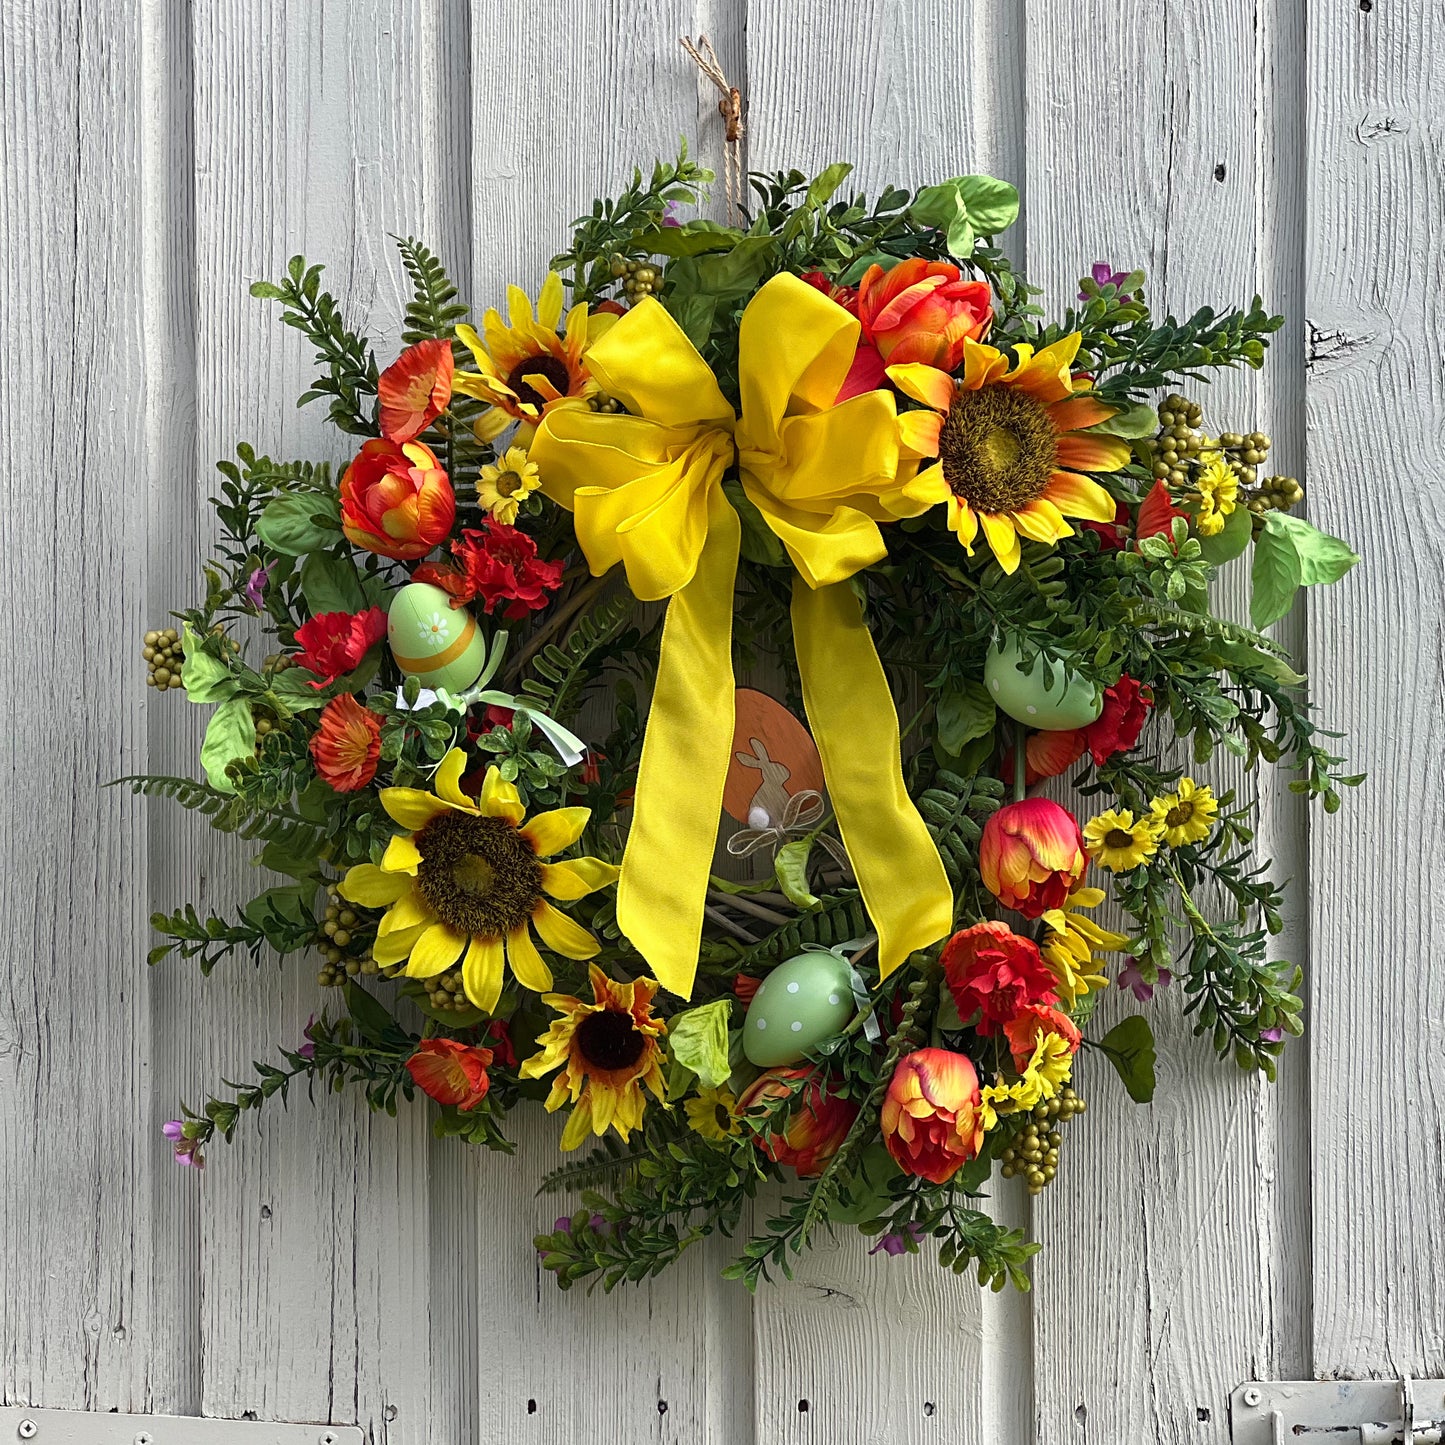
[664,292,717,350]
[693,235,779,300]
[944,206,976,259]
[838,250,902,286]
[1206,638,1307,688]
[1250,512,1303,628]
[257,492,342,556]
[935,679,997,755]
[954,174,1020,234]
[775,837,820,909]
[300,550,367,615]
[1098,1015,1157,1103]
[1087,401,1159,439]
[805,162,853,210]
[345,981,404,1047]
[633,221,741,258]
[241,883,318,952]
[1267,511,1360,586]
[668,998,733,1089]
[248,281,287,301]
[1197,502,1253,565]
[724,480,787,567]
[180,623,241,704]
[199,697,255,792]
[258,833,325,881]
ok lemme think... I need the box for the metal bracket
[1232,1378,1445,1444]
[0,1407,363,1445]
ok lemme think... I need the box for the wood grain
[1304,0,1445,1379]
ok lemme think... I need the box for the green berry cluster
[1245,474,1304,515]
[1150,393,1207,488]
[587,392,627,414]
[998,1086,1086,1196]
[423,967,471,1014]
[142,628,184,690]
[315,883,385,985]
[608,254,663,300]
[1215,429,1272,486]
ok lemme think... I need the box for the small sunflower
[521,964,667,1149]
[889,333,1130,574]
[1040,886,1129,1006]
[1082,808,1162,872]
[453,272,603,441]
[1193,453,1239,536]
[477,446,541,524]
[339,750,618,1014]
[1148,777,1219,847]
[684,1085,741,1143]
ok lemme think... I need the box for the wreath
[126,150,1359,1292]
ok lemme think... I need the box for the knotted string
[681,34,745,224]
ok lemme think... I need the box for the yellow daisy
[1148,777,1219,847]
[339,750,618,1014]
[684,1085,740,1143]
[889,332,1130,574]
[477,445,541,525]
[1082,808,1162,872]
[521,964,667,1149]
[1194,453,1239,536]
[1040,886,1129,1006]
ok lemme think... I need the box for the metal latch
[1232,1378,1445,1444]
[0,1407,364,1444]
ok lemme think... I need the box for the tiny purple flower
[869,1222,924,1257]
[661,199,683,229]
[162,1120,204,1168]
[1080,262,1131,301]
[298,1013,318,1061]
[243,565,271,611]
[1260,1027,1285,1043]
[1118,958,1172,1003]
[552,1215,573,1234]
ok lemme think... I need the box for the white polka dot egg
[742,951,857,1067]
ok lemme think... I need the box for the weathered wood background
[1,1,1437,1441]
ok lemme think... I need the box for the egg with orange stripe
[387,582,489,693]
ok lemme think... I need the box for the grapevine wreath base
[128,150,1357,1291]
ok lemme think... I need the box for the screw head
[135,1434,154,1445]
[17,1423,37,1441]
[318,1434,339,1445]
[1242,1387,1263,1407]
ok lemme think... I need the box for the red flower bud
[340,438,455,561]
[979,798,1087,917]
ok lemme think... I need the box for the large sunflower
[889,333,1130,573]
[521,964,667,1149]
[339,750,617,1013]
[453,272,603,440]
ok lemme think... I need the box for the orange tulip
[856,257,993,370]
[979,798,1087,918]
[340,438,455,560]
[880,1049,984,1185]
[737,1067,857,1178]
[378,338,454,443]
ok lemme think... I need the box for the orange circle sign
[723,688,825,824]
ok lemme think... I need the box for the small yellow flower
[1083,808,1162,872]
[477,446,541,524]
[1148,777,1219,847]
[684,1085,740,1142]
[1040,887,1129,1006]
[1194,453,1239,536]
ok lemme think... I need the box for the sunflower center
[1105,828,1136,850]
[1166,802,1194,828]
[937,383,1058,514]
[577,1009,646,1072]
[506,354,571,412]
[413,810,542,938]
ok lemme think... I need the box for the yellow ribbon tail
[615,490,741,998]
[791,578,955,979]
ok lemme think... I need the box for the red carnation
[292,606,388,688]
[1081,499,1130,551]
[1136,480,1189,544]
[416,519,564,621]
[1081,674,1153,766]
[941,920,1060,1034]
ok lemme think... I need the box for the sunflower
[1039,886,1129,1006]
[521,964,667,1149]
[1148,777,1219,847]
[453,272,603,440]
[1193,454,1239,536]
[476,445,541,525]
[889,333,1130,573]
[339,750,617,1014]
[1082,808,1162,872]
[684,1085,741,1143]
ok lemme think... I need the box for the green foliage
[1096,1016,1158,1103]
[111,774,329,855]
[514,586,646,724]
[397,236,470,343]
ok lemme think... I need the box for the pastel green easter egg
[984,636,1103,730]
[387,582,488,693]
[743,952,857,1067]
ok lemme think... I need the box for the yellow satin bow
[529,272,954,997]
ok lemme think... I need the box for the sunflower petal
[381,833,423,874]
[978,511,1022,573]
[433,748,475,809]
[1006,333,1081,404]
[1045,470,1120,522]
[520,807,591,858]
[541,857,621,900]
[896,408,944,459]
[461,934,506,1014]
[380,787,453,831]
[1054,432,1132,474]
[885,362,956,412]
[948,498,979,550]
[407,921,469,978]
[379,889,432,936]
[340,863,411,908]
[373,921,428,967]
[1048,395,1115,432]
[505,924,554,994]
[558,1095,595,1150]
[531,900,602,961]
[479,766,525,824]
[900,461,950,508]
[1011,497,1073,544]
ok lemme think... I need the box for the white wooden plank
[464,6,755,1442]
[181,3,470,1439]
[1303,0,1445,1379]
[1022,1,1313,1438]
[742,3,1030,1440]
[0,0,177,1414]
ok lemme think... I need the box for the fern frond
[111,775,328,854]
[397,237,470,343]
[517,590,640,722]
